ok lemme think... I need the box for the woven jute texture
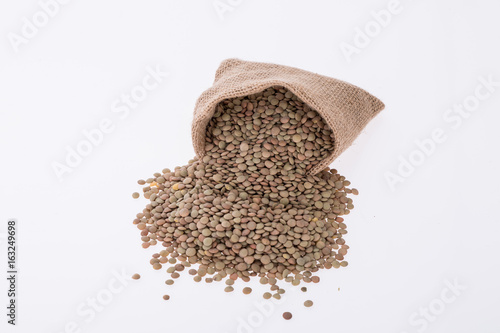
[192,58,384,175]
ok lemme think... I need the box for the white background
[1,0,499,332]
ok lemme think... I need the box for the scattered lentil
[133,87,357,319]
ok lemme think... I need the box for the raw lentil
[133,87,358,318]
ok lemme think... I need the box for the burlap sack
[192,58,384,175]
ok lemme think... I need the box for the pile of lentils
[132,86,357,319]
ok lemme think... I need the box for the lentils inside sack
[133,86,357,318]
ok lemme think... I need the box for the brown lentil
[133,87,357,315]
[242,287,252,295]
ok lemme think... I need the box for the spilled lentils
[133,86,357,319]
